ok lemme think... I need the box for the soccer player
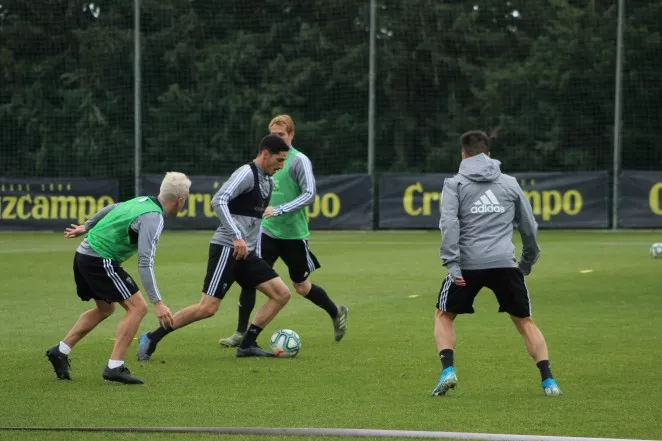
[218,115,348,348]
[432,130,562,397]
[137,134,292,360]
[45,172,191,384]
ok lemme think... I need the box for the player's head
[158,172,191,216]
[460,130,490,159]
[257,134,289,176]
[268,114,295,146]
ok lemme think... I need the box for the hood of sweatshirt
[458,153,502,182]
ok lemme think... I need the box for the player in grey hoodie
[432,130,562,397]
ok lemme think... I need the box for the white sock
[108,359,124,369]
[58,341,72,355]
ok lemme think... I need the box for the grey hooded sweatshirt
[439,153,540,279]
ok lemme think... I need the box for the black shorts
[436,268,532,318]
[202,244,279,299]
[258,234,321,283]
[73,252,140,303]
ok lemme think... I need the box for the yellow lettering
[180,193,204,218]
[192,193,205,218]
[563,190,582,216]
[306,196,321,219]
[649,183,662,215]
[524,189,585,221]
[203,194,215,217]
[32,196,49,219]
[77,196,97,224]
[17,195,31,220]
[403,183,423,216]
[542,191,563,221]
[320,193,341,218]
[97,196,114,209]
[422,191,440,216]
[524,190,542,216]
[1,196,17,219]
[49,196,77,219]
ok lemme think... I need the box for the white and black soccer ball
[269,329,301,358]
[650,243,662,258]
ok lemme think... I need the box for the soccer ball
[650,243,662,258]
[269,329,301,358]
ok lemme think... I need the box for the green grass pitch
[0,230,660,441]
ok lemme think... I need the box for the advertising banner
[378,172,609,229]
[619,171,662,228]
[0,178,118,230]
[142,173,373,230]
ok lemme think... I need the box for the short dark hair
[258,134,289,154]
[460,130,490,156]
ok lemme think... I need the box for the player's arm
[271,154,316,216]
[439,178,463,284]
[64,203,119,238]
[514,184,541,275]
[135,212,174,328]
[211,165,253,258]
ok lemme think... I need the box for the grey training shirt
[210,161,273,252]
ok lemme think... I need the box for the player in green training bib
[45,172,191,385]
[219,115,348,347]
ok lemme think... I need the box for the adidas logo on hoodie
[471,189,505,214]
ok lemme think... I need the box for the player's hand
[154,301,174,329]
[64,224,87,238]
[454,276,466,287]
[233,239,249,260]
[518,262,532,276]
[263,206,276,219]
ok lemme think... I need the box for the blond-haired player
[46,172,191,384]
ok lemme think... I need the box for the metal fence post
[611,0,625,230]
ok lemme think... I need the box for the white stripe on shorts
[523,277,532,316]
[207,246,231,296]
[303,240,316,273]
[103,259,131,299]
[438,274,452,310]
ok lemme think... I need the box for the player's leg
[102,291,148,384]
[138,244,233,361]
[235,255,291,357]
[511,316,560,396]
[434,309,456,355]
[46,253,121,380]
[138,294,223,362]
[62,300,116,349]
[488,268,562,396]
[236,277,290,357]
[220,234,278,347]
[47,301,115,381]
[282,239,348,341]
[432,270,483,396]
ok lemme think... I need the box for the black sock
[239,324,263,349]
[536,360,553,381]
[439,349,454,370]
[304,284,338,319]
[147,325,173,350]
[237,288,257,333]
